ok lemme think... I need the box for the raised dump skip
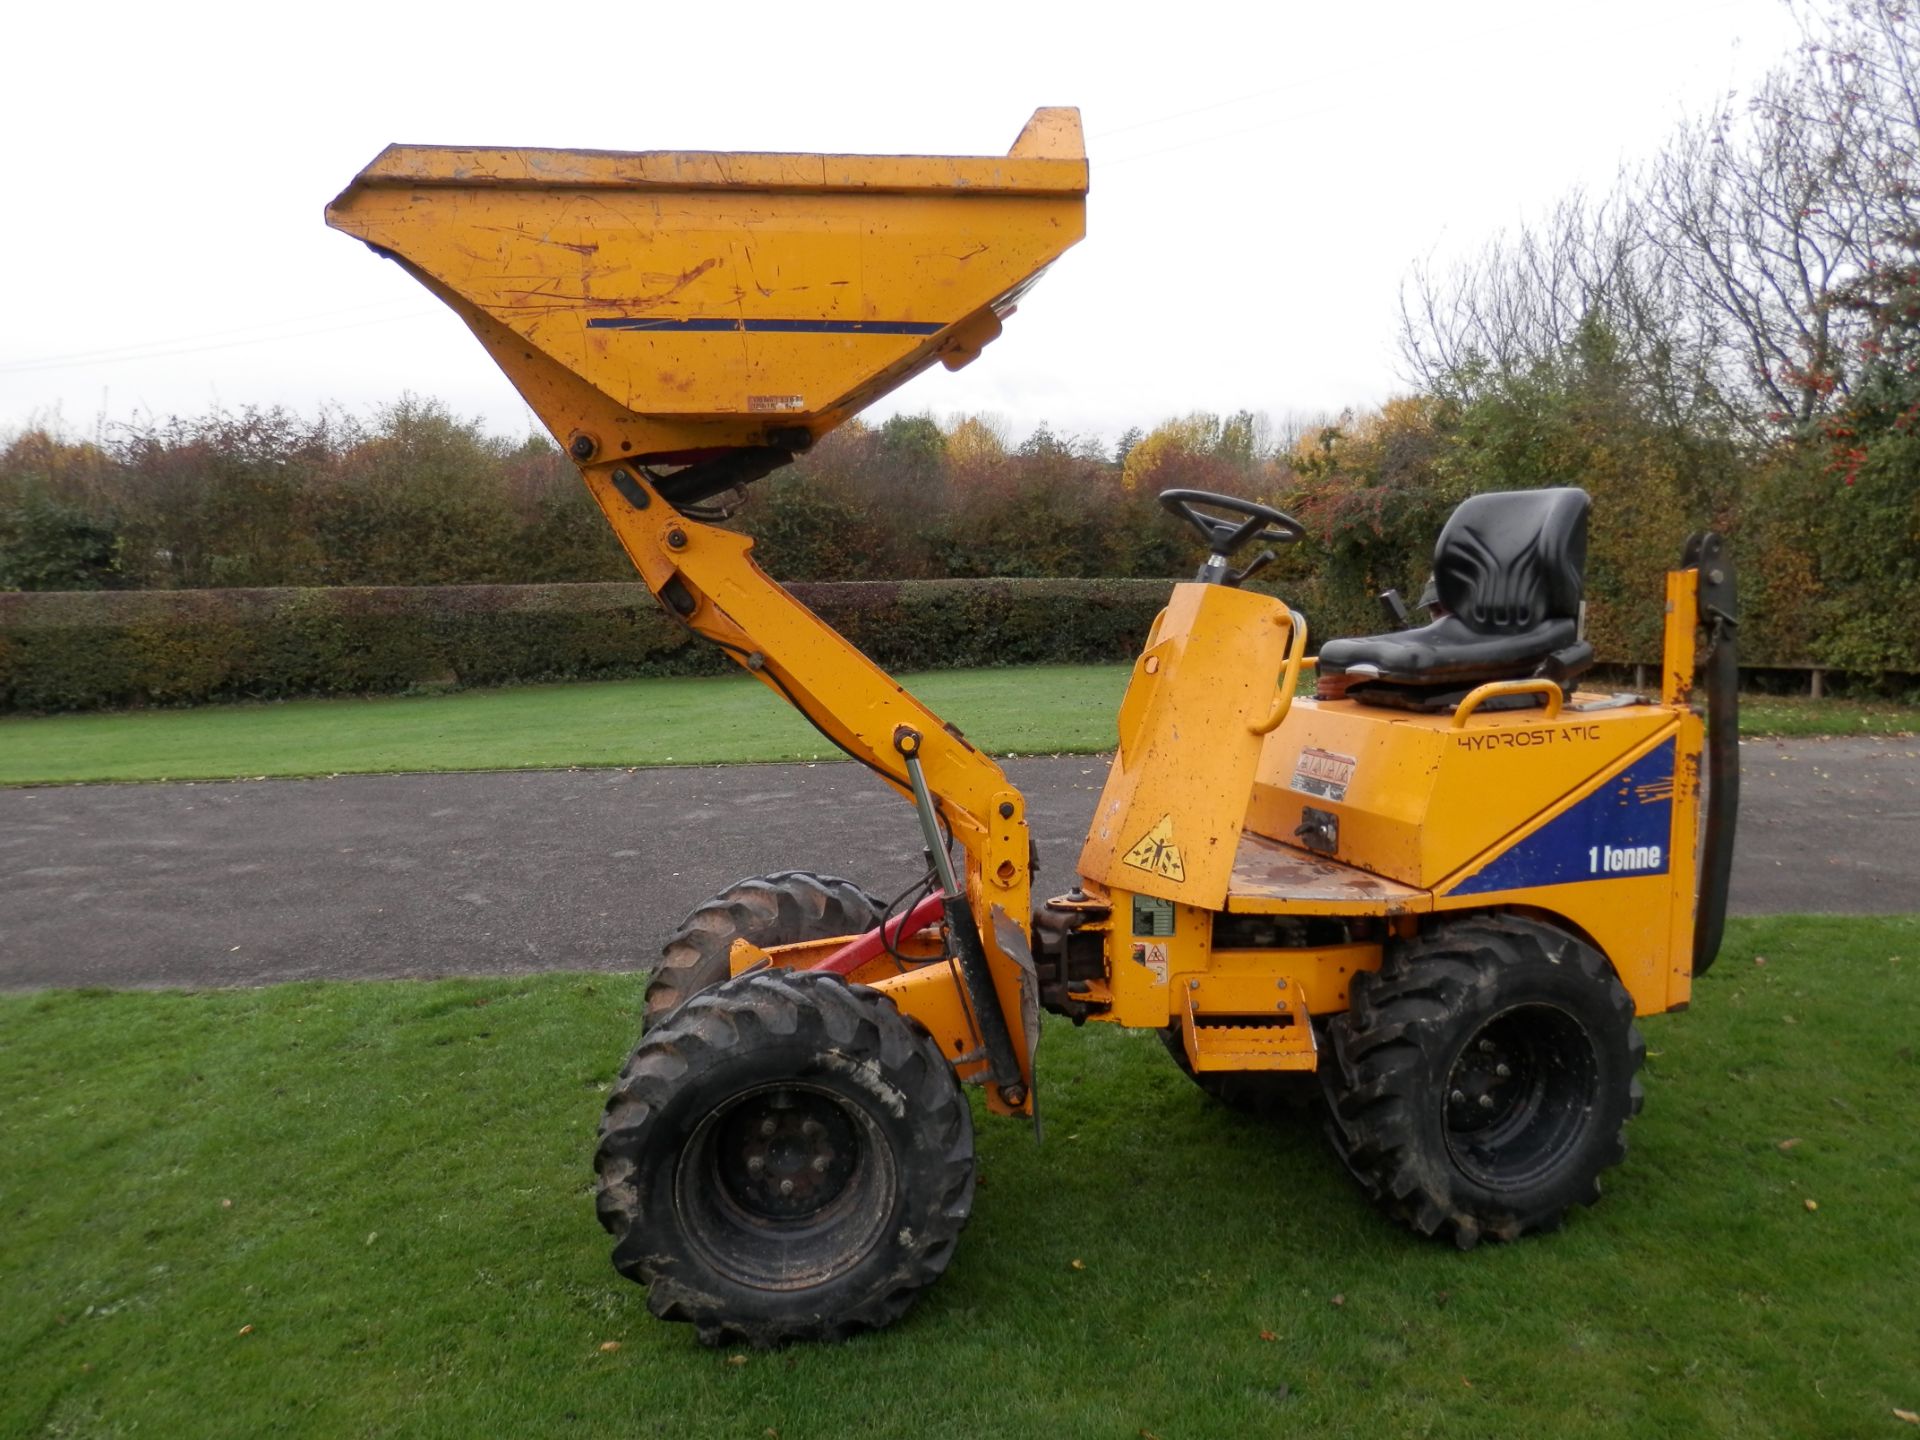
[325,109,1087,499]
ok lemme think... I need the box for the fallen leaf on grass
[1140,1430,1163,1440]
[1893,1410,1918,1426]
[1778,1137,1802,1151]
[1259,1329,1278,1342]
[598,1341,621,1353]
[1753,955,1767,966]
[1070,1258,1085,1271]
[237,1324,254,1337]
[1330,1294,1346,1308]
[221,1199,232,1209]
[1803,1198,1819,1212]
[727,1355,748,1367]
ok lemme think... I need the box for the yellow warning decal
[1121,814,1187,883]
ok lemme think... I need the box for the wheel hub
[715,1089,860,1221]
[675,1078,898,1292]
[1441,1003,1599,1190]
[1446,1034,1524,1132]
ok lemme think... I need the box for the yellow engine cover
[1079,583,1297,910]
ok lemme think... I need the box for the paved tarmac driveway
[1,737,1914,991]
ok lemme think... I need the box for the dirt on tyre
[1321,913,1645,1248]
[644,871,885,1028]
[595,969,975,1347]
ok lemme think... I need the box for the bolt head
[1478,1094,1495,1110]
[811,1155,830,1173]
[568,433,596,460]
[759,1118,777,1138]
[666,529,688,550]
[1495,1063,1511,1079]
[778,1179,795,1197]
[998,801,1015,819]
[1450,1089,1466,1105]
[746,1155,765,1175]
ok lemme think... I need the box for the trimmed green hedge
[0,579,1173,714]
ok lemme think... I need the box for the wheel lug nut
[779,1179,795,1197]
[1478,1094,1495,1110]
[801,1119,823,1138]
[1478,1040,1494,1053]
[1495,1063,1511,1079]
[1449,1089,1466,1105]
[811,1155,830,1173]
[760,1119,777,1138]
[747,1155,764,1175]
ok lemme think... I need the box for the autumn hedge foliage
[5,358,1916,709]
[0,578,1171,713]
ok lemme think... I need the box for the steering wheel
[1157,488,1305,585]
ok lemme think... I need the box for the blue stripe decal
[1448,737,1677,896]
[585,317,944,336]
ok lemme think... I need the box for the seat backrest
[1433,487,1589,635]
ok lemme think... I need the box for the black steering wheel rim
[1157,488,1306,559]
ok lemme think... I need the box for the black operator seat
[1316,487,1594,710]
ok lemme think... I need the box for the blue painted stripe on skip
[1447,737,1678,896]
[585,317,944,336]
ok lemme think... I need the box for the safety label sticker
[1130,942,1170,985]
[1290,747,1357,802]
[1122,814,1186,882]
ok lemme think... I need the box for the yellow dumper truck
[327,108,1738,1345]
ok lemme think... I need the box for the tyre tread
[1321,912,1644,1250]
[596,968,974,1346]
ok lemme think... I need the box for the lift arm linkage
[584,464,1038,1111]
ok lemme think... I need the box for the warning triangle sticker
[1121,813,1187,883]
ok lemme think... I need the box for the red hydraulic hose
[810,891,948,976]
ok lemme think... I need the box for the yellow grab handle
[1449,678,1565,728]
[1250,609,1309,736]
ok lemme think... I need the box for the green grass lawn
[2,667,1914,787]
[1738,693,1920,738]
[2,915,1915,1439]
[0,666,1132,786]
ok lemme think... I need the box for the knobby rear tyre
[1320,913,1644,1248]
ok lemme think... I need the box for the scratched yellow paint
[326,111,1087,461]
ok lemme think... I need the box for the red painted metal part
[810,891,947,976]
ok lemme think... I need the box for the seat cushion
[1318,614,1578,686]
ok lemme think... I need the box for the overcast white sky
[2,0,1802,449]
